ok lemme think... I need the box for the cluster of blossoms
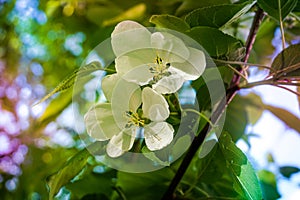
[84,21,206,158]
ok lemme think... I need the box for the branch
[161,7,265,200]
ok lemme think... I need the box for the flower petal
[122,65,153,86]
[111,21,151,56]
[151,32,189,62]
[152,73,185,94]
[84,103,120,141]
[111,79,142,129]
[106,129,136,157]
[171,47,206,80]
[142,87,169,121]
[115,49,156,75]
[102,73,120,101]
[144,122,174,151]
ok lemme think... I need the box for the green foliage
[185,1,254,28]
[258,0,298,20]
[186,27,243,58]
[258,170,281,199]
[150,14,190,32]
[224,95,248,141]
[270,43,300,78]
[279,166,300,178]
[47,148,91,200]
[2,0,300,199]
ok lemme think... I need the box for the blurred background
[0,0,300,199]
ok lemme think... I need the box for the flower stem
[161,6,265,200]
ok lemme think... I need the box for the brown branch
[161,7,265,200]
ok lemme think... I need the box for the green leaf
[149,14,190,32]
[253,20,277,63]
[194,140,225,184]
[279,166,300,178]
[270,43,300,78]
[176,0,230,16]
[185,2,254,28]
[186,27,243,57]
[142,146,170,166]
[34,61,104,105]
[219,132,262,200]
[240,93,264,125]
[116,168,174,200]
[258,0,298,20]
[46,148,91,200]
[224,95,248,141]
[66,168,116,199]
[258,170,281,200]
[264,105,300,133]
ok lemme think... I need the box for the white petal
[84,103,120,141]
[171,47,206,80]
[142,87,169,121]
[144,122,174,151]
[122,65,153,85]
[152,73,185,94]
[111,21,151,56]
[106,129,136,157]
[151,32,189,62]
[102,73,120,101]
[111,79,142,129]
[115,49,156,75]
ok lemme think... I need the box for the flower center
[124,110,145,128]
[149,56,171,84]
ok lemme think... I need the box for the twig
[161,7,265,200]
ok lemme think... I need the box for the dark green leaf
[176,0,230,16]
[185,2,254,28]
[219,132,262,200]
[224,95,248,141]
[186,27,243,57]
[46,148,91,200]
[265,105,300,133]
[34,61,104,105]
[66,168,116,199]
[150,14,190,32]
[258,0,297,20]
[279,166,300,178]
[116,168,174,200]
[270,43,300,78]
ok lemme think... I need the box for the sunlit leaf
[258,0,297,20]
[219,132,262,200]
[240,93,264,125]
[102,3,147,26]
[150,14,190,32]
[34,61,105,105]
[279,166,300,178]
[270,43,300,78]
[258,170,281,200]
[264,105,300,133]
[185,1,254,28]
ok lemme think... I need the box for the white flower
[84,78,174,157]
[111,20,206,94]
